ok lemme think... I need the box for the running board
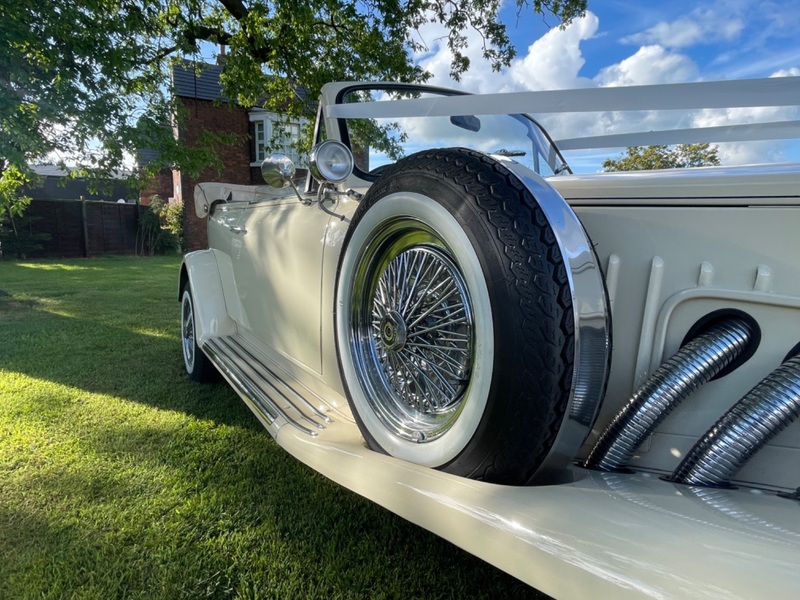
[203,336,332,436]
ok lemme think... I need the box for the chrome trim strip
[491,156,612,480]
[220,337,330,427]
[203,339,281,426]
[204,337,320,436]
[217,339,323,433]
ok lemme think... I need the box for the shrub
[0,212,51,259]
[138,196,184,255]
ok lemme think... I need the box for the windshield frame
[332,83,571,181]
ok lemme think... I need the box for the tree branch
[217,0,250,21]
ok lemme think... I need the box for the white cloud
[507,13,599,91]
[686,68,800,165]
[410,9,797,169]
[596,45,699,86]
[691,106,783,165]
[412,20,503,93]
[415,12,600,93]
[623,12,743,48]
[772,67,800,77]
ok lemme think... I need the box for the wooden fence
[22,199,145,258]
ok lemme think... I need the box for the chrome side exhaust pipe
[585,319,753,472]
[671,354,800,487]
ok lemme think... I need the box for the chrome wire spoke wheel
[179,284,219,383]
[336,148,609,483]
[181,291,195,372]
[350,219,474,443]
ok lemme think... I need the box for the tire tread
[343,148,576,485]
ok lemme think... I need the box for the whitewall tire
[334,148,611,485]
[181,285,219,383]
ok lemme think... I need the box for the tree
[1,0,587,219]
[602,144,721,172]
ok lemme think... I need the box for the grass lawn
[0,256,546,600]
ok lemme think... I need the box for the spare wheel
[334,148,610,485]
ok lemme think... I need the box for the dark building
[142,61,308,252]
[25,165,137,202]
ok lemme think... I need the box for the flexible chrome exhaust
[671,354,800,487]
[585,319,753,472]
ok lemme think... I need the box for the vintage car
[179,78,800,598]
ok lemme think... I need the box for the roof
[136,147,162,168]
[31,164,71,177]
[30,164,130,179]
[172,62,227,102]
[171,60,310,105]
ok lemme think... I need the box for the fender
[179,249,237,346]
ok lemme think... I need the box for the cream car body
[180,79,800,598]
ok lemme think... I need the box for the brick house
[143,61,307,251]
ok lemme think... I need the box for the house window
[250,112,306,166]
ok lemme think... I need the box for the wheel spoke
[406,282,460,329]
[407,316,468,339]
[421,355,465,387]
[405,341,468,371]
[411,352,458,401]
[408,357,453,409]
[400,251,425,316]
[403,262,446,321]
[353,242,474,442]
[395,351,423,405]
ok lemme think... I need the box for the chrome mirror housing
[261,153,310,204]
[261,154,296,188]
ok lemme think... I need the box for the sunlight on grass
[0,256,545,600]
[15,262,106,271]
[131,327,180,340]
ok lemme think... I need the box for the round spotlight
[309,140,354,184]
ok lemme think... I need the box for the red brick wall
[175,97,256,251]
[138,168,173,206]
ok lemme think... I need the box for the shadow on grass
[0,305,257,432]
[0,258,549,599]
[0,424,547,598]
[1,314,548,597]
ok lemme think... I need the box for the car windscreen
[337,86,564,179]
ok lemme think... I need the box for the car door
[230,193,331,375]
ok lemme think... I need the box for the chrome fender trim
[492,155,612,478]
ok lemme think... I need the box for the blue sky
[494,0,800,81]
[411,0,800,170]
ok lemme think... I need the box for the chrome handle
[230,226,247,234]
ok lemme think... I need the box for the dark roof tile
[172,61,227,101]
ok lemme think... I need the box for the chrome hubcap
[379,311,407,351]
[181,293,195,371]
[350,220,474,443]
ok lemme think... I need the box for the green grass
[0,256,546,600]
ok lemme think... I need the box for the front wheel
[335,148,610,485]
[180,284,219,383]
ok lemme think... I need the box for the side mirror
[261,153,296,188]
[261,154,309,204]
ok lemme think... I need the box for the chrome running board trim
[203,335,331,436]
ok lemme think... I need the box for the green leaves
[2,1,173,176]
[1,0,588,218]
[603,144,721,171]
[0,164,32,220]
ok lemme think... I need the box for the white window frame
[249,110,307,167]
